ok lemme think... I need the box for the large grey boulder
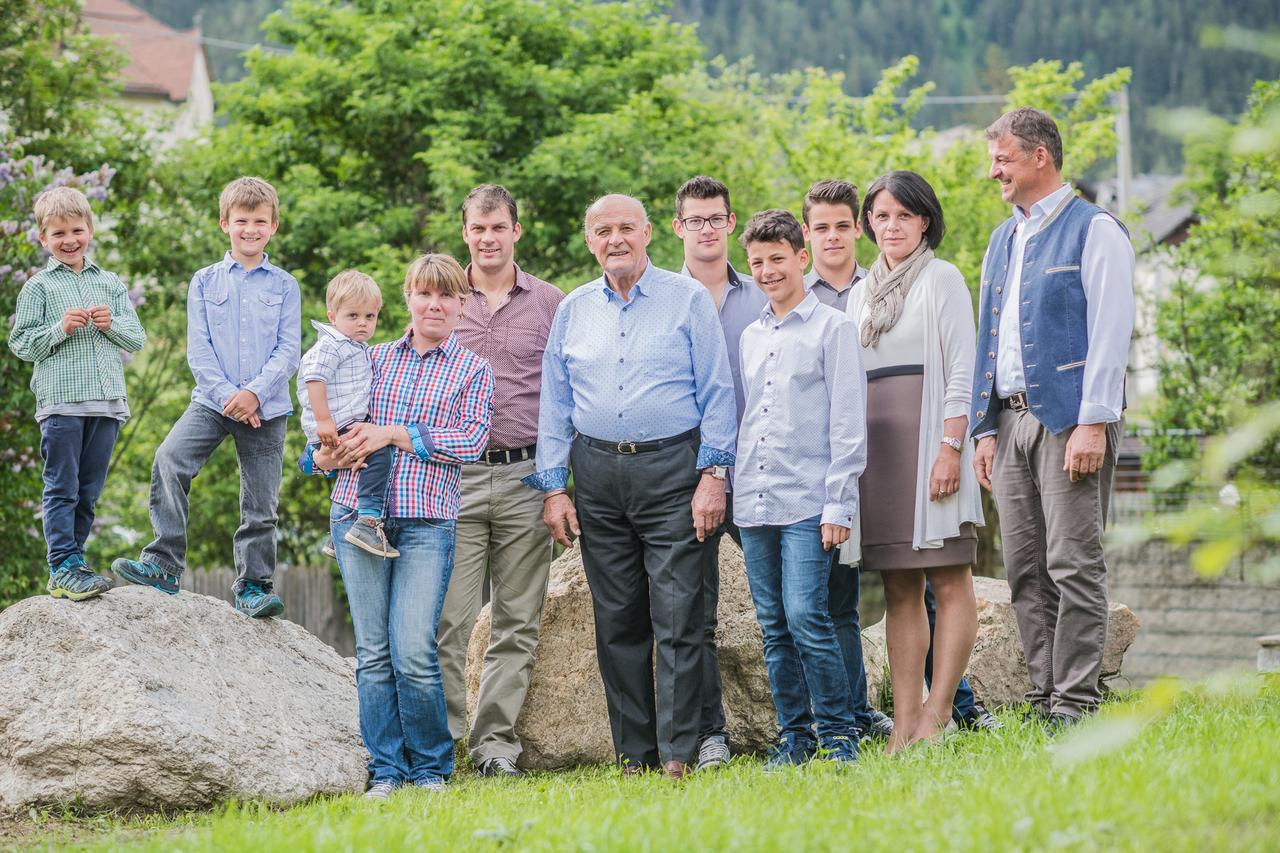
[0,586,365,815]
[466,543,1141,767]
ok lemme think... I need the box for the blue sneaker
[47,555,111,601]
[234,580,284,618]
[111,558,179,595]
[763,735,815,772]
[818,734,859,766]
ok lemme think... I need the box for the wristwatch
[941,436,963,452]
[701,465,729,480]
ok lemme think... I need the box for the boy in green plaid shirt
[8,187,146,600]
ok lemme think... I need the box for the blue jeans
[332,503,455,784]
[925,581,978,721]
[38,415,120,567]
[740,516,857,742]
[827,564,872,732]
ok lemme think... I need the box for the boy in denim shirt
[113,177,301,618]
[299,270,396,559]
[9,187,146,600]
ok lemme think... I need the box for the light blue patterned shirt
[524,259,737,491]
[187,252,301,421]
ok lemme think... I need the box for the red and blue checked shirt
[330,331,493,519]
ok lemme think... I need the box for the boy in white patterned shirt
[299,270,397,558]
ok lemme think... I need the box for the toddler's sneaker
[47,555,111,601]
[344,517,400,559]
[234,580,284,618]
[321,536,338,559]
[111,558,179,595]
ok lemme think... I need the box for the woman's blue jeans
[332,503,455,784]
[740,515,857,742]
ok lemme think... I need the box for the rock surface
[0,586,365,815]
[863,576,1142,708]
[467,543,1141,767]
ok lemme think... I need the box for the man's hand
[1064,422,1107,482]
[973,435,996,491]
[61,307,90,335]
[88,305,112,331]
[543,493,580,548]
[821,523,850,551]
[691,473,726,543]
[222,389,261,425]
[316,418,340,448]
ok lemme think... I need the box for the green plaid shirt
[8,255,147,408]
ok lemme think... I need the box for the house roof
[1087,174,1196,250]
[82,0,204,103]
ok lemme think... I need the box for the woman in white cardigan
[846,171,985,751]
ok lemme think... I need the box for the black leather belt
[579,427,698,455]
[483,444,536,464]
[1000,391,1030,412]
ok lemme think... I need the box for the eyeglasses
[679,214,731,232]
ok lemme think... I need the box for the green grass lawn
[9,675,1279,852]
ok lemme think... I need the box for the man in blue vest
[970,108,1135,730]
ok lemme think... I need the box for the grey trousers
[571,435,705,767]
[141,402,287,592]
[992,408,1121,718]
[437,458,553,763]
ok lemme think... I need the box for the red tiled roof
[81,0,203,102]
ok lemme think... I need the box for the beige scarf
[860,241,934,348]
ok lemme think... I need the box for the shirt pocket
[204,282,230,328]
[504,324,547,365]
[639,331,692,380]
[254,288,285,339]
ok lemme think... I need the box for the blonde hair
[326,270,382,312]
[402,253,469,300]
[34,187,94,235]
[219,176,279,223]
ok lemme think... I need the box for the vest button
[981,391,989,399]
[990,329,997,337]
[985,371,993,380]
[988,351,995,358]
[996,287,1002,294]
[977,410,986,419]
[993,308,999,315]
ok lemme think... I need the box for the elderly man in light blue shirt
[525,193,736,778]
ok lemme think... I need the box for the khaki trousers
[992,409,1121,718]
[437,458,552,763]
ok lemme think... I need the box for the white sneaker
[363,779,397,800]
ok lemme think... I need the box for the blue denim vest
[970,195,1127,436]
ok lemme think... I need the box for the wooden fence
[181,565,355,657]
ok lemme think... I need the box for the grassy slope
[14,678,1280,852]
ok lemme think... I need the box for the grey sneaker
[344,517,400,559]
[363,779,397,800]
[476,756,523,778]
[862,709,894,743]
[696,735,730,771]
[47,556,111,601]
[321,536,338,559]
[957,703,1003,732]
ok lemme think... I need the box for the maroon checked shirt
[456,263,564,451]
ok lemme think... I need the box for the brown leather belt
[999,391,1030,412]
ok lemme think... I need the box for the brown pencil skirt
[859,368,977,571]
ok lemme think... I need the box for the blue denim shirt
[524,260,737,492]
[187,251,301,421]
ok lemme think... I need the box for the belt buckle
[616,440,638,454]
[1009,392,1029,412]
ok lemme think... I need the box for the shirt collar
[678,261,748,290]
[220,250,276,274]
[310,319,361,344]
[803,264,866,293]
[600,256,654,302]
[1014,183,1073,225]
[758,290,821,324]
[44,254,100,275]
[465,262,532,294]
[396,329,461,358]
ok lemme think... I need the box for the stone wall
[1106,540,1280,684]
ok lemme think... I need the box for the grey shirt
[803,264,869,311]
[681,263,767,429]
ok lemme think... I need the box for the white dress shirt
[734,292,867,528]
[993,183,1136,425]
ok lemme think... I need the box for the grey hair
[583,194,649,236]
[985,107,1064,171]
